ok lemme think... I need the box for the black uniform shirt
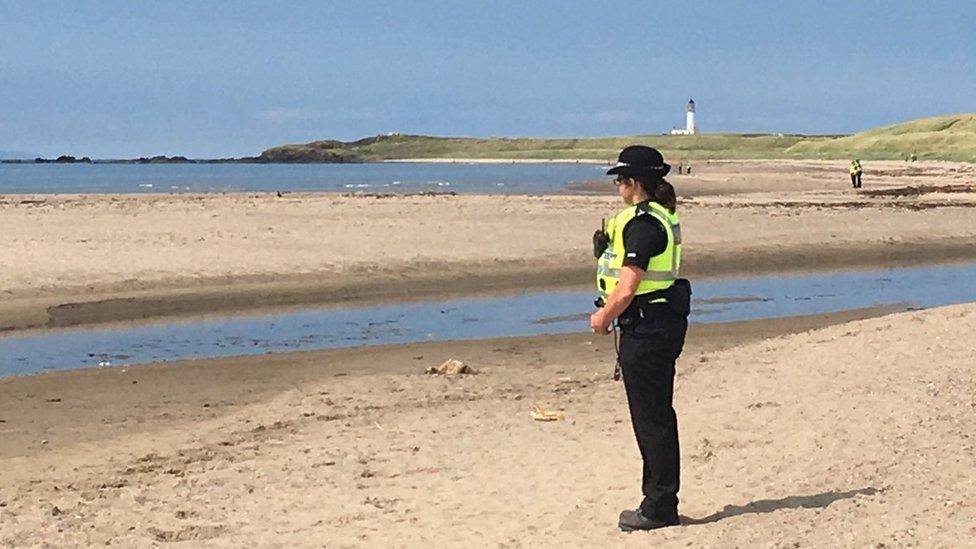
[621,202,668,270]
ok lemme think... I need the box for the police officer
[590,145,690,531]
[850,159,863,189]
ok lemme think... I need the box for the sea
[0,162,609,195]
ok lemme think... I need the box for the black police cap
[606,145,671,178]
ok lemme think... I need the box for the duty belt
[616,290,673,327]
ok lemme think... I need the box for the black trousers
[850,173,862,188]
[618,303,687,522]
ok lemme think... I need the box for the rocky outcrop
[31,155,94,164]
[257,141,364,163]
[127,155,193,164]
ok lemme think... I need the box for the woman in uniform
[590,145,689,531]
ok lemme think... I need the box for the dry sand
[2,159,975,547]
[1,160,974,331]
[2,305,974,547]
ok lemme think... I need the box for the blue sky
[2,1,974,157]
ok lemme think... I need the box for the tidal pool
[2,261,975,377]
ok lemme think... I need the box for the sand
[2,159,975,547]
[2,304,974,547]
[1,160,975,332]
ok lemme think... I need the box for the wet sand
[2,160,975,332]
[2,304,974,546]
[0,306,896,459]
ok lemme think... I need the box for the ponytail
[635,176,677,214]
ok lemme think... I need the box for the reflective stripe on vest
[596,201,681,299]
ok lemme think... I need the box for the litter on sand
[530,403,563,422]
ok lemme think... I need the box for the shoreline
[7,302,975,546]
[3,161,974,334]
[3,248,975,336]
[383,157,608,164]
[3,159,975,546]
[0,305,899,457]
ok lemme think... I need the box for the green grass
[260,134,832,162]
[258,113,976,163]
[785,113,976,162]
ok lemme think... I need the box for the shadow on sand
[682,487,880,525]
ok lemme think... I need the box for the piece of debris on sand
[425,359,476,375]
[530,403,563,422]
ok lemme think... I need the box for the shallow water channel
[2,262,976,377]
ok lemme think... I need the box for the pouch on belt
[623,278,692,321]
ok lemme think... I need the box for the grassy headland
[258,133,832,163]
[785,113,976,162]
[258,112,976,163]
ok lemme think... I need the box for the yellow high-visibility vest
[596,201,681,301]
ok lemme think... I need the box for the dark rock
[33,155,93,164]
[129,155,194,164]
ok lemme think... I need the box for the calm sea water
[0,162,607,195]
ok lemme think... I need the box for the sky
[1,1,974,158]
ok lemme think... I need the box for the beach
[2,159,976,547]
[2,160,975,332]
[2,305,975,547]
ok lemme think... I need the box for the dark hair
[634,176,677,213]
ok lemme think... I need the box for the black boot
[618,509,680,531]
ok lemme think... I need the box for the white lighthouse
[670,99,698,135]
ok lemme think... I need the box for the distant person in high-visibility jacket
[849,159,863,189]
